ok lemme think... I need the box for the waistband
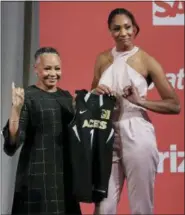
[113,109,152,123]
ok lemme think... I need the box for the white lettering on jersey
[101,109,111,120]
[82,119,107,129]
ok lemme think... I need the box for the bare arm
[2,84,30,156]
[91,53,112,95]
[8,85,25,142]
[138,55,180,114]
[91,54,103,90]
[72,93,76,109]
[3,101,30,156]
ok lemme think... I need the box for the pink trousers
[94,111,159,215]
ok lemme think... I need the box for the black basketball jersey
[68,90,116,203]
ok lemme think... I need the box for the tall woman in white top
[91,8,180,215]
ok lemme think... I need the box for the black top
[3,85,81,215]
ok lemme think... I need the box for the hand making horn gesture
[11,82,24,111]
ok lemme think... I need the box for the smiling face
[35,53,62,89]
[109,14,137,50]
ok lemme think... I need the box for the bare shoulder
[96,48,112,63]
[139,49,159,64]
[139,49,163,72]
[92,48,113,88]
[138,49,153,61]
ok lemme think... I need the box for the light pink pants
[94,111,159,215]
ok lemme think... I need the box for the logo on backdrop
[158,144,184,173]
[152,0,184,26]
[148,68,184,90]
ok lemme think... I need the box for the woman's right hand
[12,82,24,112]
[9,83,25,138]
[94,84,112,95]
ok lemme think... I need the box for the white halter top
[98,46,148,116]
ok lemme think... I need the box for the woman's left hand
[122,81,142,105]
